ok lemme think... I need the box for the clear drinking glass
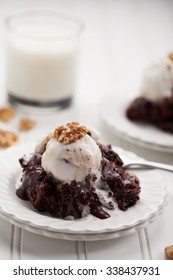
[5,9,84,112]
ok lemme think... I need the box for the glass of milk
[5,10,84,112]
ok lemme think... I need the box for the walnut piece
[168,53,173,61]
[0,129,18,147]
[19,117,36,131]
[0,106,16,122]
[54,122,89,144]
[165,245,173,259]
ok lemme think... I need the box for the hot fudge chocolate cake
[126,53,173,133]
[16,122,141,220]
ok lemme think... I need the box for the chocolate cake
[126,96,173,133]
[126,53,173,133]
[16,122,141,220]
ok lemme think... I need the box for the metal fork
[123,159,173,172]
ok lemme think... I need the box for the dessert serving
[126,53,173,133]
[16,122,141,220]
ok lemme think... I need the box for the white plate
[0,142,167,236]
[100,94,173,153]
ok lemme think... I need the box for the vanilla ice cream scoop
[141,54,173,102]
[41,124,102,183]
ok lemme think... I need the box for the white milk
[6,23,80,105]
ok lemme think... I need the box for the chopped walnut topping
[165,245,173,259]
[0,129,18,147]
[54,122,89,144]
[0,106,16,122]
[168,53,173,61]
[19,117,36,131]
